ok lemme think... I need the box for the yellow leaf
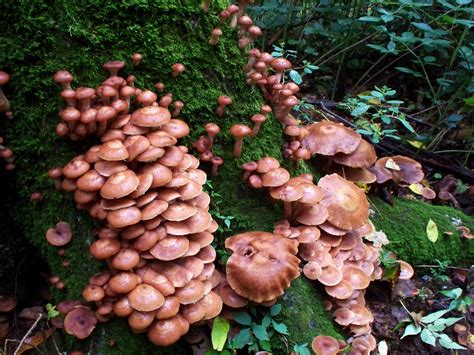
[426,219,438,243]
[408,183,423,195]
[408,140,425,148]
[385,158,400,171]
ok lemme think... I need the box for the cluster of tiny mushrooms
[0,1,428,354]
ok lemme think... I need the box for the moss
[277,278,344,348]
[371,197,474,266]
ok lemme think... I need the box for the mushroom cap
[0,296,16,312]
[171,63,186,73]
[161,202,197,221]
[225,232,300,302]
[332,139,377,168]
[256,157,280,173]
[52,70,71,86]
[150,236,190,261]
[98,140,129,161]
[155,296,180,320]
[101,170,139,199]
[270,58,292,72]
[197,291,223,320]
[318,174,369,230]
[311,335,340,355]
[148,316,185,346]
[108,272,140,293]
[318,265,343,286]
[174,279,206,305]
[63,159,90,179]
[261,168,290,187]
[378,155,424,184]
[333,307,355,326]
[64,308,97,340]
[342,266,370,290]
[217,95,232,105]
[128,284,165,312]
[103,60,125,73]
[160,119,190,139]
[89,239,120,259]
[296,205,329,226]
[130,106,171,127]
[46,222,72,246]
[106,206,142,228]
[303,262,322,280]
[302,121,361,156]
[230,124,252,138]
[216,283,249,308]
[335,166,377,184]
[205,123,220,136]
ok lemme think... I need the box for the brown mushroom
[64,308,97,339]
[215,95,232,117]
[230,124,252,158]
[46,222,72,246]
[209,28,222,46]
[311,335,340,355]
[211,156,224,176]
[131,53,142,67]
[171,63,185,78]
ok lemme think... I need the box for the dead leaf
[426,219,438,243]
[364,229,390,247]
[444,231,453,236]
[16,328,55,354]
[408,183,423,195]
[385,158,401,171]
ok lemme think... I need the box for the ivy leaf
[270,304,282,316]
[440,288,462,300]
[438,333,467,349]
[211,316,230,351]
[271,320,289,335]
[252,324,269,341]
[233,312,252,326]
[289,70,302,85]
[432,317,464,329]
[420,329,437,347]
[426,219,439,243]
[231,328,250,349]
[401,323,422,338]
[421,309,449,323]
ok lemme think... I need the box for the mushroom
[238,15,253,37]
[250,114,266,137]
[154,82,165,92]
[171,63,185,77]
[311,335,340,355]
[211,156,224,176]
[171,100,184,117]
[0,71,11,113]
[215,96,232,117]
[204,123,220,147]
[201,0,212,12]
[131,53,142,67]
[227,4,240,28]
[64,308,97,339]
[230,124,252,158]
[238,26,262,48]
[209,28,222,46]
[103,61,125,77]
[46,222,72,246]
[30,192,43,201]
[270,58,292,83]
[225,232,300,302]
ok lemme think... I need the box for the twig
[415,265,469,271]
[13,313,43,355]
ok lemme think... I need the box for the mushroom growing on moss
[230,124,252,158]
[0,71,11,113]
[46,222,72,246]
[171,63,185,78]
[215,95,232,117]
[209,28,222,46]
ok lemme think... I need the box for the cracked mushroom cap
[225,232,300,303]
[46,222,72,246]
[332,139,377,168]
[131,106,171,127]
[318,174,369,230]
[302,121,361,156]
[377,155,424,184]
[311,335,340,355]
[64,307,97,340]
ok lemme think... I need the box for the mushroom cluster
[241,157,408,348]
[50,60,223,345]
[218,3,261,48]
[193,123,224,176]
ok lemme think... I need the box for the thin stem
[13,313,43,355]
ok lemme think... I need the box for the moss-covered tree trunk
[1,1,472,353]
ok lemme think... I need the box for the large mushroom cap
[64,308,97,339]
[225,232,300,303]
[302,121,361,156]
[311,335,340,355]
[332,139,377,168]
[101,170,139,199]
[131,106,171,127]
[46,222,72,246]
[318,174,369,230]
[128,284,165,312]
[377,155,424,184]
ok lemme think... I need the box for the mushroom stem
[251,123,261,137]
[233,138,244,158]
[283,201,293,220]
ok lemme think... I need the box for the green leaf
[46,304,59,319]
[456,0,472,5]
[420,329,437,347]
[293,343,311,355]
[289,70,302,85]
[231,328,250,349]
[211,316,230,351]
[358,16,381,22]
[262,316,271,328]
[401,323,422,338]
[398,118,416,133]
[367,43,389,53]
[381,14,394,22]
[233,312,252,326]
[271,320,289,335]
[423,56,436,63]
[412,22,433,32]
[351,103,371,116]
[432,317,463,329]
[386,100,404,105]
[438,333,467,350]
[421,309,449,323]
[426,219,439,243]
[252,324,269,341]
[395,66,423,77]
[259,340,272,352]
[387,41,396,52]
[270,304,282,316]
[440,288,462,300]
[370,90,384,99]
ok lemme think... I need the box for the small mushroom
[209,28,222,46]
[0,71,11,112]
[238,26,262,48]
[204,123,220,146]
[311,335,340,355]
[131,53,142,67]
[250,114,266,137]
[46,222,72,246]
[30,192,43,201]
[64,307,97,339]
[211,156,224,176]
[154,82,165,92]
[171,63,185,78]
[230,124,252,158]
[171,100,184,117]
[215,96,232,117]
